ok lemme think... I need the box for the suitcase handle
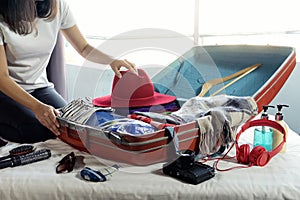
[103,130,123,145]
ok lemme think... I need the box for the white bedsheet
[0,124,300,200]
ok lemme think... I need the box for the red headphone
[235,118,286,167]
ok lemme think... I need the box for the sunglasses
[56,152,76,174]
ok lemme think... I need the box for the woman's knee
[31,87,67,108]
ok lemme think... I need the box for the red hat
[92,69,176,108]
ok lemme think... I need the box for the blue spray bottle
[253,105,274,151]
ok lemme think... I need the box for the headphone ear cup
[237,144,250,164]
[249,146,270,166]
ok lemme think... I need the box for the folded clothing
[128,113,176,130]
[59,97,113,124]
[60,98,157,136]
[97,118,157,136]
[86,111,124,127]
[132,111,184,125]
[87,111,158,136]
[171,95,258,155]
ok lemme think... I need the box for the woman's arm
[0,45,61,136]
[61,25,137,78]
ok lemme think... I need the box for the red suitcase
[58,45,296,166]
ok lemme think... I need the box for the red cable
[212,142,253,171]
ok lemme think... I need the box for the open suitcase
[58,45,296,166]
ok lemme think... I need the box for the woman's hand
[110,59,138,78]
[32,102,61,136]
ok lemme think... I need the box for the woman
[0,0,136,143]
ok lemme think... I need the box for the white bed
[0,119,300,200]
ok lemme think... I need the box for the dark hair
[0,0,57,35]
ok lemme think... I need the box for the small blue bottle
[253,105,274,151]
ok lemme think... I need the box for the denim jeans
[0,87,67,143]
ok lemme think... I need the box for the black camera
[162,150,215,185]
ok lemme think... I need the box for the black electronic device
[162,150,215,185]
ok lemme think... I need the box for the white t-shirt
[0,0,76,92]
